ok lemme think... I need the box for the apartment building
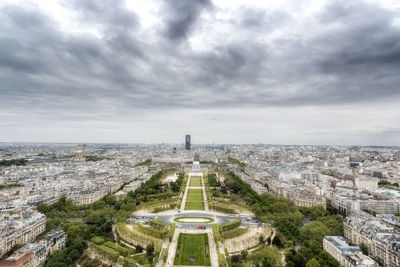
[344,215,400,267]
[0,211,46,257]
[323,236,378,267]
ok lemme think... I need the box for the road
[128,169,261,266]
[131,211,259,230]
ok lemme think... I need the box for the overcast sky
[1,0,400,145]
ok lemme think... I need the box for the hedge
[211,203,236,214]
[212,224,220,242]
[91,236,104,244]
[116,223,162,247]
[91,243,120,262]
[104,241,131,256]
[150,219,165,230]
[123,257,136,266]
[221,219,241,232]
[221,227,248,239]
[133,223,163,239]
[168,223,176,242]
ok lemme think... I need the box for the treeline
[169,173,185,192]
[228,157,246,168]
[378,180,399,187]
[0,158,26,166]
[224,170,342,267]
[134,159,151,166]
[207,173,221,187]
[0,183,24,189]
[85,155,112,162]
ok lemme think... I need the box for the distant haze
[1,0,400,145]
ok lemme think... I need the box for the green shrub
[150,219,165,230]
[91,236,105,244]
[211,204,236,214]
[91,243,120,262]
[212,224,220,242]
[221,219,241,232]
[133,223,163,239]
[104,241,131,256]
[221,227,248,239]
[123,257,136,267]
[168,223,176,242]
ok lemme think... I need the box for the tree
[292,210,305,226]
[259,235,265,244]
[105,195,116,205]
[248,246,282,267]
[300,221,330,243]
[63,221,87,241]
[91,200,106,210]
[46,218,62,232]
[359,242,368,255]
[241,250,248,260]
[269,202,290,213]
[306,258,320,267]
[146,243,154,256]
[272,235,284,248]
[37,203,50,213]
[84,258,103,267]
[231,254,241,263]
[136,245,143,253]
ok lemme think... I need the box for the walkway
[180,175,192,211]
[201,174,209,211]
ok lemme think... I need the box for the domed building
[74,146,85,161]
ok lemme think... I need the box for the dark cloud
[0,0,400,133]
[238,7,291,29]
[161,0,212,40]
[68,0,138,28]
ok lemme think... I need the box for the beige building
[0,252,33,267]
[69,188,108,205]
[0,212,46,257]
[323,236,378,267]
[344,215,400,267]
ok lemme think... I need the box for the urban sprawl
[1,140,400,267]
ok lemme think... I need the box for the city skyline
[1,0,400,145]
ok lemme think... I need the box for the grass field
[185,189,204,210]
[174,233,211,266]
[189,177,202,187]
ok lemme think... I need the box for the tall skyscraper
[185,135,191,150]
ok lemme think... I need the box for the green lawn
[189,177,202,187]
[174,234,211,266]
[185,189,204,210]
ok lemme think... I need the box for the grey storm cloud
[0,0,400,143]
[161,0,213,40]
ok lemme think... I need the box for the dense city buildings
[1,142,400,266]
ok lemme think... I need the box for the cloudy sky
[1,0,400,145]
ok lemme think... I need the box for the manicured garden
[189,176,202,187]
[185,189,204,210]
[174,233,211,266]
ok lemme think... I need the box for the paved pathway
[207,230,219,266]
[165,228,181,267]
[180,175,191,211]
[201,174,209,211]
[155,237,170,267]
